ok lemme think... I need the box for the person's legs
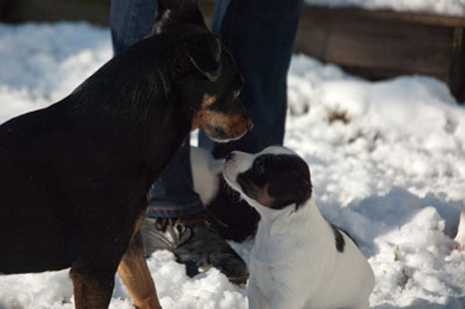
[109,0,247,284]
[110,0,155,55]
[201,0,304,240]
[201,0,303,155]
[147,144,205,218]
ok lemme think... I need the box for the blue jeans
[110,0,303,218]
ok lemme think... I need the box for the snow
[1,22,465,309]
[306,0,465,18]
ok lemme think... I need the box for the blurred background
[0,0,464,102]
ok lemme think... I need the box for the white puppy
[223,146,375,309]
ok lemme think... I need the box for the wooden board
[0,0,109,25]
[295,5,465,102]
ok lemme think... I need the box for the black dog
[0,0,252,308]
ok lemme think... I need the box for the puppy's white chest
[249,230,298,299]
[249,256,275,297]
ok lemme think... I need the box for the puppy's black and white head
[223,146,312,211]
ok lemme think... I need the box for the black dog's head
[153,0,253,143]
[223,146,313,211]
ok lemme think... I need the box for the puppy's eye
[233,89,241,98]
[253,159,265,176]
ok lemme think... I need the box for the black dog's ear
[155,0,195,20]
[154,0,207,34]
[185,35,222,82]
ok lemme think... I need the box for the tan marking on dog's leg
[118,232,162,309]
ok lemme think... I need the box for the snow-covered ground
[1,22,465,309]
[306,0,465,18]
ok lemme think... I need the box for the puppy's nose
[246,118,254,131]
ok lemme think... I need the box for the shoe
[140,212,249,285]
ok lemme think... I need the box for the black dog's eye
[232,74,243,98]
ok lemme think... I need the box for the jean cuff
[146,200,205,218]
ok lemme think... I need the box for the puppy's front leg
[118,232,162,309]
[269,276,308,309]
[270,292,305,309]
[247,277,271,309]
[352,300,370,309]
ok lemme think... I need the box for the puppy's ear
[185,35,222,82]
[268,170,312,209]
